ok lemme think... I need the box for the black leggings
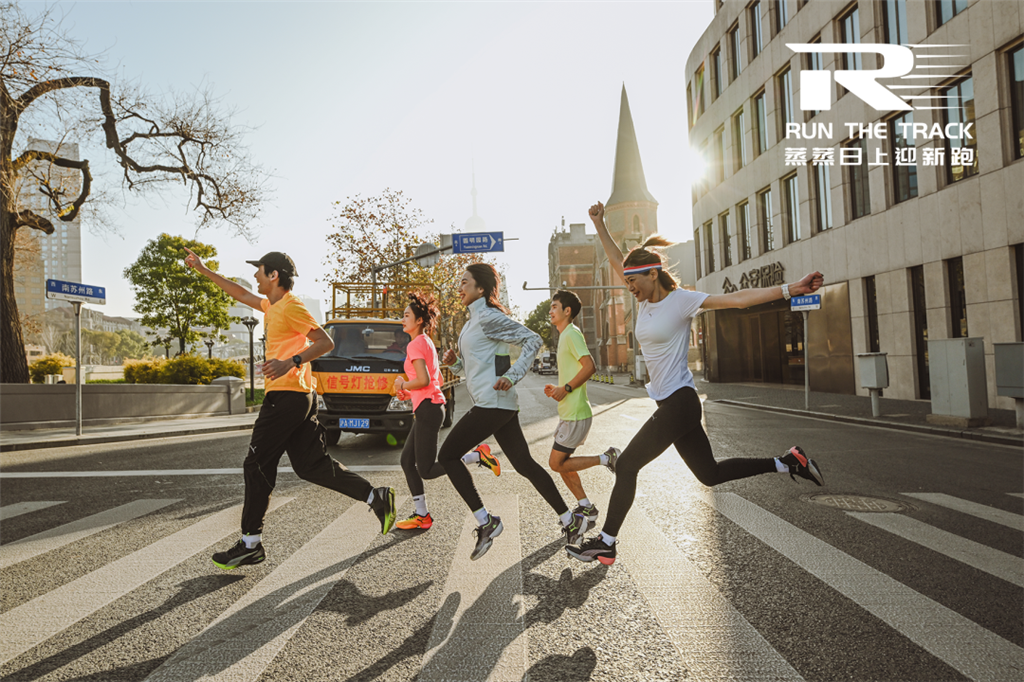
[603,386,775,536]
[400,401,447,497]
[438,406,569,516]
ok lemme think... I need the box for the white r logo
[787,44,915,112]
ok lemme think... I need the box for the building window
[846,138,871,220]
[739,201,752,261]
[865,276,880,352]
[947,257,968,338]
[884,0,908,45]
[778,68,795,139]
[694,64,706,122]
[814,161,833,231]
[694,228,702,278]
[783,173,801,243]
[1015,243,1023,338]
[890,112,918,203]
[936,0,967,27]
[840,6,862,71]
[714,127,726,185]
[775,0,789,34]
[759,187,775,252]
[910,265,930,399]
[754,90,768,156]
[733,109,747,170]
[942,76,977,183]
[729,23,743,81]
[750,1,763,59]
[699,138,710,195]
[1010,45,1024,160]
[721,212,732,267]
[712,47,724,99]
[704,221,715,273]
[687,83,695,130]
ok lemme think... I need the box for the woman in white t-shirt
[567,202,826,566]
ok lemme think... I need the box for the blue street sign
[46,279,106,305]
[451,231,504,254]
[791,294,821,311]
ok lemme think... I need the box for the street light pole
[241,316,258,401]
[204,338,215,359]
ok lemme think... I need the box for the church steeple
[607,85,657,207]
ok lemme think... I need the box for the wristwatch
[564,383,574,393]
[292,354,303,368]
[781,284,792,301]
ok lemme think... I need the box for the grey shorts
[552,418,592,453]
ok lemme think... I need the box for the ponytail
[465,263,509,314]
[622,234,680,291]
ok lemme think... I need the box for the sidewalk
[0,412,259,453]
[592,370,1021,447]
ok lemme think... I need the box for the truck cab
[312,283,458,445]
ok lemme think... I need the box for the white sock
[242,533,261,549]
[775,457,789,473]
[578,497,592,508]
[599,453,609,466]
[559,510,574,527]
[598,531,617,545]
[413,494,428,516]
[462,450,481,465]
[472,507,490,525]
[366,491,376,505]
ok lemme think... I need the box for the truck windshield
[325,323,410,361]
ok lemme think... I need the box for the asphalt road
[0,373,1021,682]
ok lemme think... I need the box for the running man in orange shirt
[185,249,396,570]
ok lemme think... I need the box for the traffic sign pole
[803,310,810,411]
[74,302,82,436]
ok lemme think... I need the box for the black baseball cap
[246,252,298,278]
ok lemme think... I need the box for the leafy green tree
[524,298,552,349]
[124,234,236,356]
[115,329,150,360]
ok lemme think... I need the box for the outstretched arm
[701,271,825,310]
[184,247,264,309]
[589,202,625,285]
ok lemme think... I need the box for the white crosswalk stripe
[696,490,1024,682]
[0,497,293,666]
[146,495,406,682]
[848,511,1024,587]
[902,492,1024,531]
[0,499,180,570]
[0,501,63,520]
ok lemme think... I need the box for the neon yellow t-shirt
[556,324,592,421]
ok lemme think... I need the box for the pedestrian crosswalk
[0,488,1020,681]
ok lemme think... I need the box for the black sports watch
[292,354,303,368]
[564,383,573,393]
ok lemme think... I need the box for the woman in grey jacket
[439,263,583,561]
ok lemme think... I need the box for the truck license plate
[339,418,370,429]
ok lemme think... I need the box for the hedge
[123,355,245,385]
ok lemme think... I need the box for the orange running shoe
[395,513,433,530]
[475,444,501,476]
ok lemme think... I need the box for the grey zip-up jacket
[449,297,542,411]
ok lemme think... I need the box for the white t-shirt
[635,288,709,400]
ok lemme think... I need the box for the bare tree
[1,3,267,383]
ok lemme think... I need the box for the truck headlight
[317,394,327,411]
[387,397,413,412]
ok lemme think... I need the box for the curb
[0,422,256,453]
[714,399,1023,447]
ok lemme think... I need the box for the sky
[20,1,715,321]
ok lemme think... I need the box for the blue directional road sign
[452,231,504,254]
[46,279,106,305]
[790,294,821,311]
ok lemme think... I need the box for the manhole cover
[808,494,905,512]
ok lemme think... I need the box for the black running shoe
[470,514,503,561]
[212,539,266,570]
[566,535,617,565]
[603,447,621,474]
[369,486,397,534]
[573,503,599,523]
[779,446,824,486]
[561,513,589,545]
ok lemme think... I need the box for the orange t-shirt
[260,293,320,393]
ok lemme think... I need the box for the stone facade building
[687,0,1023,409]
